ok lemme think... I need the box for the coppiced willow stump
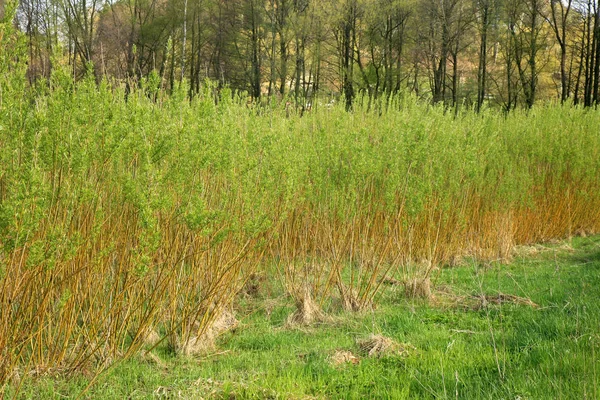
[178,310,239,356]
[403,277,433,300]
[287,286,328,326]
[340,287,362,312]
[140,328,161,348]
[338,284,374,313]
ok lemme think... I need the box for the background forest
[6,0,600,110]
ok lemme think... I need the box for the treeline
[7,0,600,109]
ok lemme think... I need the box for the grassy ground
[11,235,600,399]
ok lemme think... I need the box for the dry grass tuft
[178,310,239,356]
[513,244,546,257]
[447,253,471,268]
[191,377,225,397]
[153,385,183,398]
[338,285,374,312]
[329,350,360,367]
[514,241,576,257]
[433,287,539,310]
[189,377,280,399]
[475,293,539,309]
[356,334,414,358]
[141,328,161,347]
[403,277,433,300]
[574,228,591,238]
[555,242,575,253]
[287,286,328,326]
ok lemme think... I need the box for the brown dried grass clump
[513,244,546,257]
[475,293,539,309]
[356,334,414,358]
[403,277,432,300]
[178,310,239,356]
[140,328,161,347]
[574,228,592,238]
[189,377,279,399]
[338,284,374,313]
[329,350,360,367]
[433,286,539,311]
[340,288,362,312]
[513,241,575,258]
[554,242,575,253]
[446,253,471,268]
[287,286,328,326]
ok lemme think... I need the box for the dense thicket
[2,44,600,393]
[6,0,600,109]
[2,3,600,395]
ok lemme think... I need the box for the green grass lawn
[12,236,600,399]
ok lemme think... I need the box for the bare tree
[420,0,463,104]
[60,0,101,77]
[547,0,573,102]
[334,0,357,110]
[476,0,495,111]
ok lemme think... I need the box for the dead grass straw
[356,335,415,358]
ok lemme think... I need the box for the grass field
[8,235,599,399]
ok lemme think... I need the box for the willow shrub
[1,65,600,388]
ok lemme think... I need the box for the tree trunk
[250,0,261,100]
[278,0,288,96]
[593,11,600,104]
[584,0,594,106]
[526,0,538,108]
[573,22,586,105]
[476,0,488,112]
[342,1,355,111]
[451,45,459,110]
[180,0,188,83]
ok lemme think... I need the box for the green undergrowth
[11,235,600,399]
